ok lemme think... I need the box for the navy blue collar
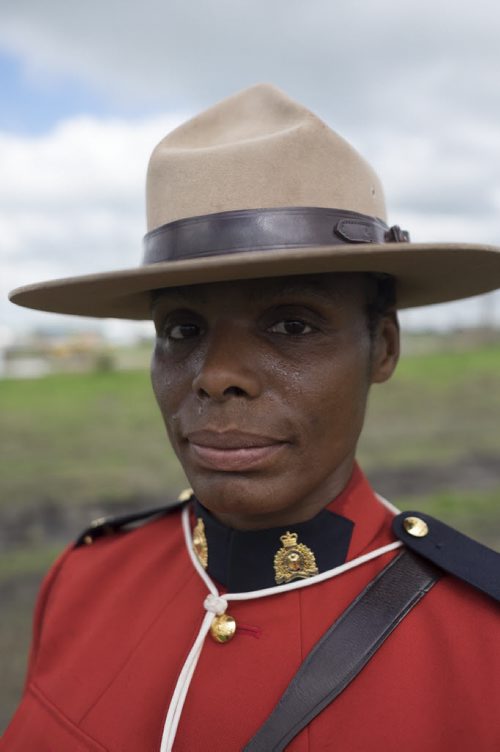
[192,499,354,592]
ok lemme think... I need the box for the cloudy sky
[1,0,500,340]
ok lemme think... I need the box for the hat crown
[146,83,386,230]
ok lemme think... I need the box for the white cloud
[0,113,185,333]
[0,115,183,209]
[1,0,499,128]
[362,122,500,223]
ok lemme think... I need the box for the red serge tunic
[2,466,499,751]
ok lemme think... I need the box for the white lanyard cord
[160,504,403,751]
[160,609,214,752]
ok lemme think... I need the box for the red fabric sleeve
[24,544,76,687]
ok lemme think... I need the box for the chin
[189,472,290,521]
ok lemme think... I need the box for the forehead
[152,272,369,307]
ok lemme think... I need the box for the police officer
[3,84,500,751]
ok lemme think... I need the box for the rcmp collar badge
[274,531,319,585]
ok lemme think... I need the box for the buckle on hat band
[142,207,410,265]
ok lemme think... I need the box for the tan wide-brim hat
[9,84,500,319]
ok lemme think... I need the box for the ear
[370,310,400,384]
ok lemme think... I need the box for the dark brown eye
[166,323,201,340]
[268,320,313,335]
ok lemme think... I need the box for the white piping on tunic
[160,501,403,751]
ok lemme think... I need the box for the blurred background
[1,0,499,733]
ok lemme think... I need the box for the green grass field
[359,342,500,467]
[1,340,499,731]
[1,368,187,506]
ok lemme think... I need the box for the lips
[185,429,288,471]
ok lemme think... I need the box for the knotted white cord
[203,593,228,615]
[160,503,403,751]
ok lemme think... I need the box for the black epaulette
[392,511,500,603]
[75,489,194,547]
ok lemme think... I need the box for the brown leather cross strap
[142,207,410,264]
[244,550,441,752]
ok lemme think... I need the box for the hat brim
[9,242,500,319]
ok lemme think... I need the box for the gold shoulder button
[403,516,429,538]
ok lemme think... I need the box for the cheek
[150,345,185,428]
[297,348,371,442]
[150,346,167,408]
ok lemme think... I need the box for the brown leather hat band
[142,207,409,265]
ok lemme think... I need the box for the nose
[192,324,262,402]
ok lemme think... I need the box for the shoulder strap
[74,500,185,546]
[74,489,194,546]
[392,511,500,602]
[244,550,440,752]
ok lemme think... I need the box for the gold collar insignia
[274,531,319,585]
[193,517,208,569]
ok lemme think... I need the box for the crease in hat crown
[146,83,387,231]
